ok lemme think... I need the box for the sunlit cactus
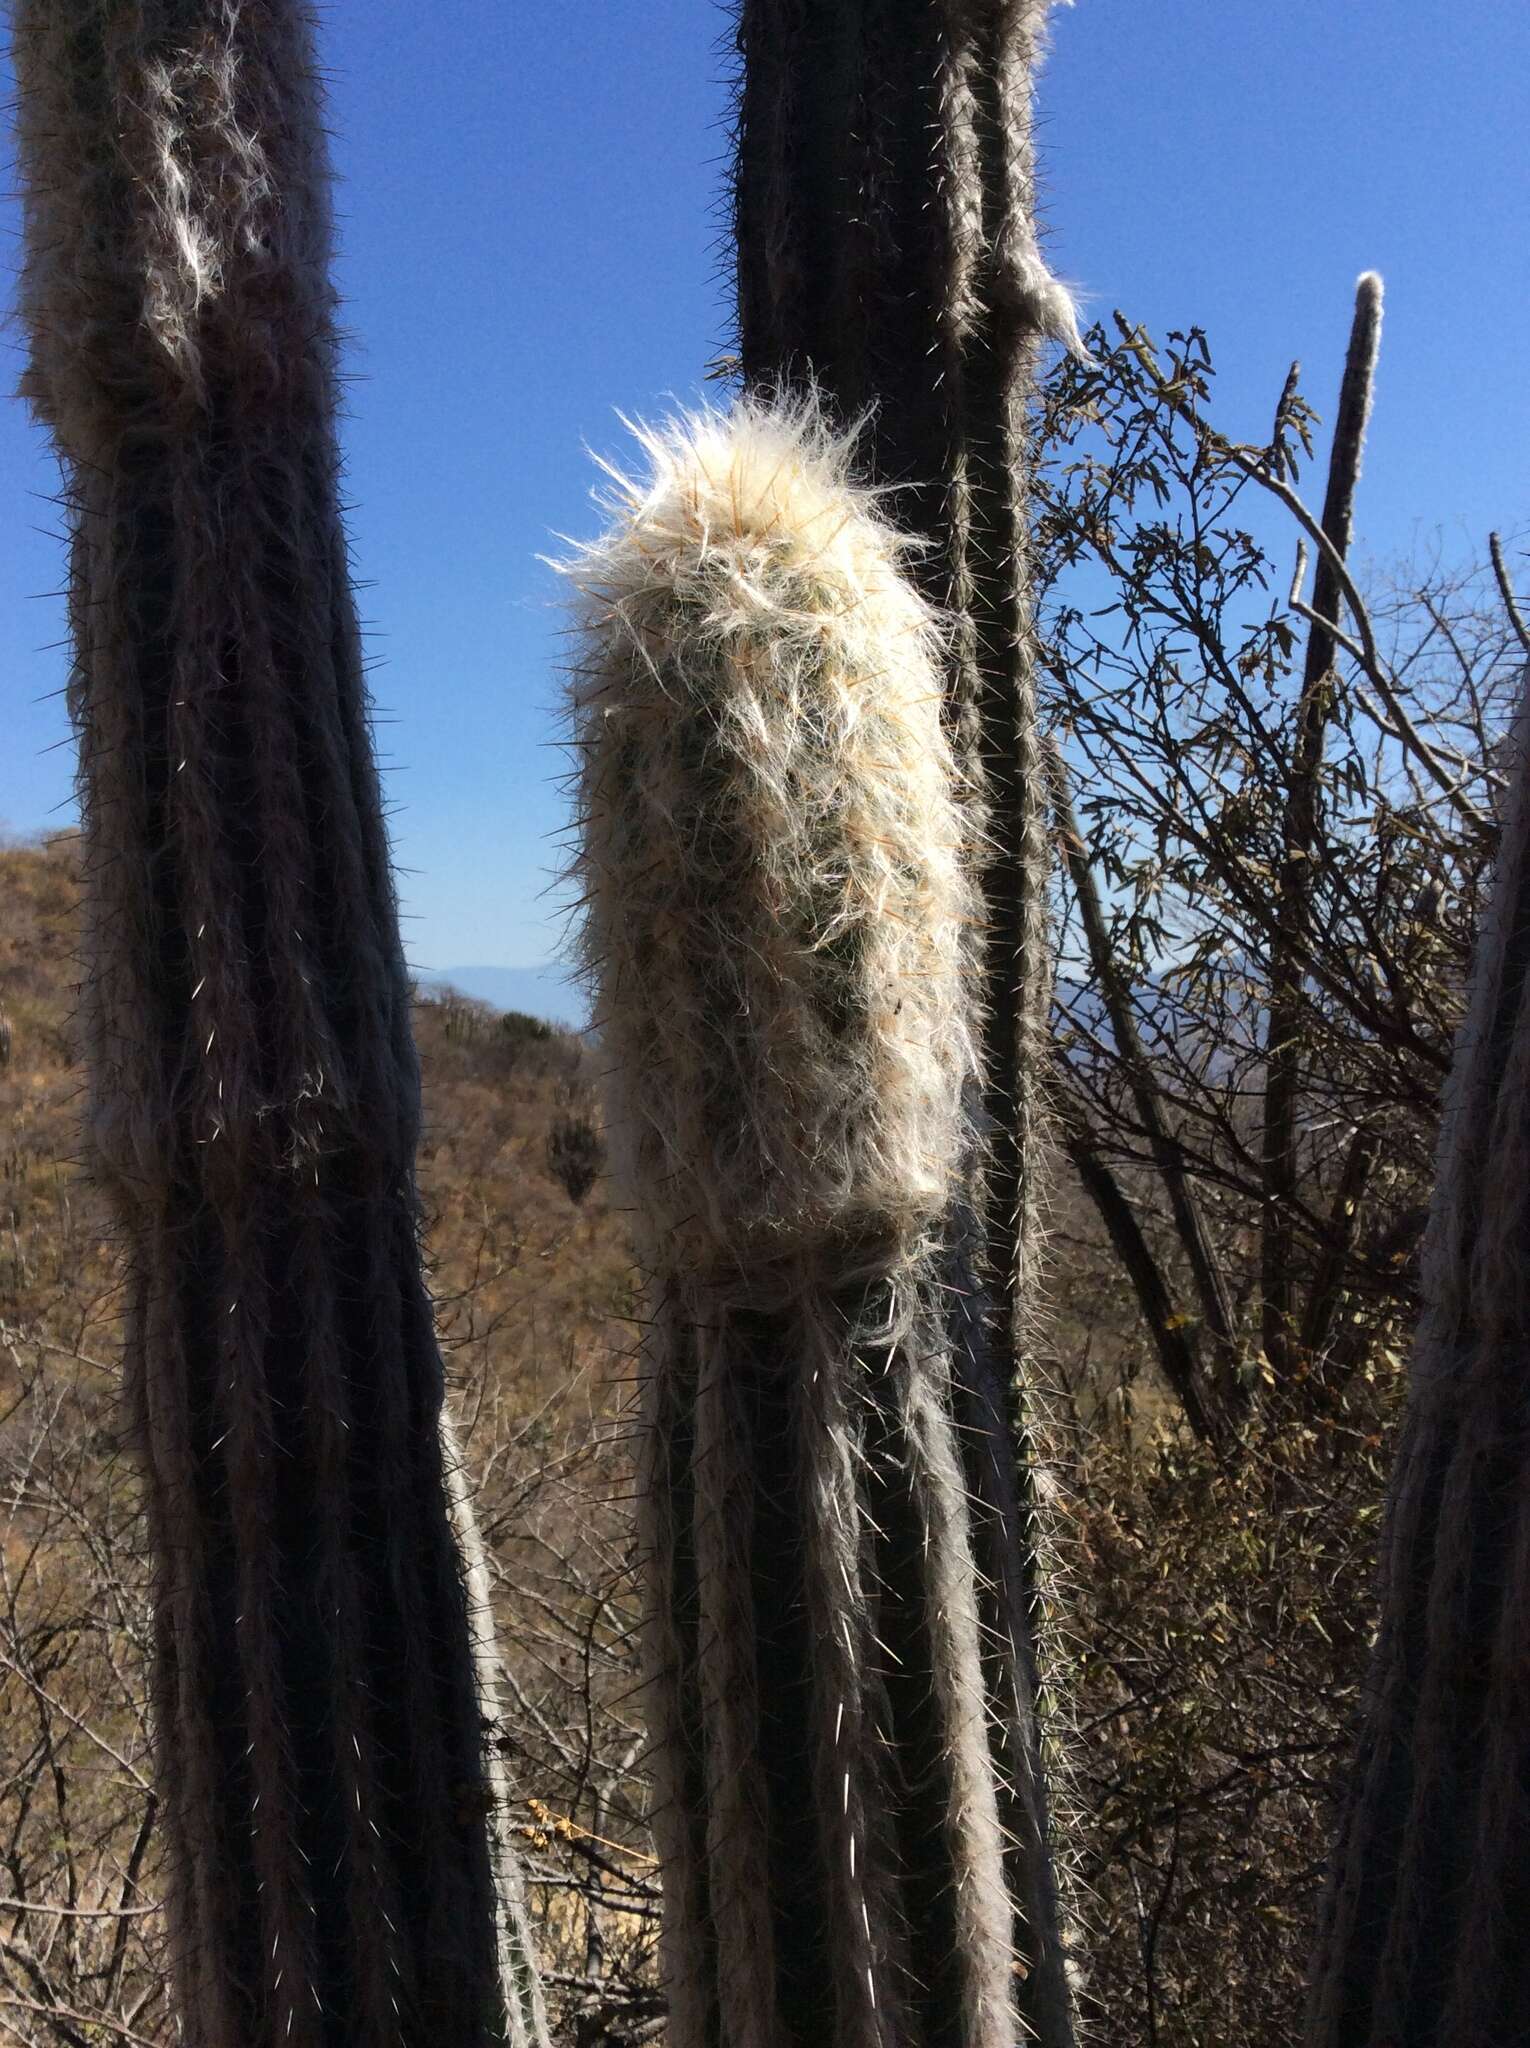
[574,404,976,1269]
[13,4,546,2043]
[569,400,1023,2047]
[733,13,1084,2036]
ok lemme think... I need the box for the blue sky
[2,0,1525,976]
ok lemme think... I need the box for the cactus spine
[571,401,1020,2046]
[1304,677,1530,2046]
[733,3,1080,2037]
[13,6,545,2043]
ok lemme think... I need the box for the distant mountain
[413,962,588,1030]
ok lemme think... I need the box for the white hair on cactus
[564,396,979,1279]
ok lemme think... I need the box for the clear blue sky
[2,1,1525,972]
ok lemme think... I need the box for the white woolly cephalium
[566,401,978,1275]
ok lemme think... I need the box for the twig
[1117,306,1491,838]
[1286,541,1492,837]
[0,1900,156,1919]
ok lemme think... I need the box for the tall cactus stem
[569,400,1019,2046]
[732,5,1082,2036]
[1263,272,1384,1387]
[12,6,546,2042]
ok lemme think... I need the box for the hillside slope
[1,834,1394,2048]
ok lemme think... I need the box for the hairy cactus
[732,0,1075,1192]
[1305,679,1530,2047]
[12,6,545,2044]
[732,4,1081,2036]
[570,400,1022,2046]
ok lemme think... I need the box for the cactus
[732,4,1081,2036]
[12,5,545,2043]
[546,1111,603,1205]
[1304,676,1530,2046]
[1263,273,1384,1388]
[569,398,1022,2046]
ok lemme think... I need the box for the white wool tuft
[565,391,983,1269]
[564,397,979,1278]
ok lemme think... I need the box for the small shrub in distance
[500,1010,554,1046]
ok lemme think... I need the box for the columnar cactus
[732,4,1080,2036]
[571,401,1021,2046]
[1263,273,1384,1387]
[1305,679,1530,2046]
[732,0,1076,1214]
[13,6,545,2043]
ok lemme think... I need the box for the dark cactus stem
[1261,273,1383,1391]
[1305,675,1530,2046]
[733,3,1080,2037]
[13,7,545,2044]
[571,404,1022,2048]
